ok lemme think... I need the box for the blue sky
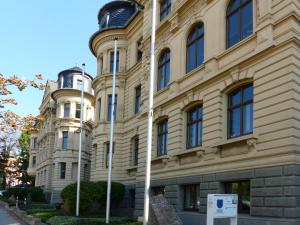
[0,0,109,117]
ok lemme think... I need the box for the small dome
[57,67,93,93]
[98,0,138,31]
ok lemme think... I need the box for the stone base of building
[50,191,62,204]
[178,213,300,225]
[130,164,300,225]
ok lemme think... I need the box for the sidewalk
[0,206,24,225]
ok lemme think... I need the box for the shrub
[27,187,44,202]
[61,181,103,214]
[97,181,125,208]
[61,181,125,215]
[46,216,139,225]
[7,187,44,202]
[30,210,63,222]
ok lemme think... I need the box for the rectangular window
[64,103,70,118]
[225,180,250,214]
[152,186,165,196]
[76,79,83,90]
[183,184,200,211]
[160,0,172,20]
[135,85,141,114]
[137,38,143,62]
[110,51,119,73]
[187,105,203,148]
[60,162,66,179]
[129,189,136,209]
[62,131,68,149]
[75,104,81,119]
[106,142,115,168]
[157,120,168,156]
[133,137,139,166]
[33,137,37,149]
[32,156,36,167]
[228,84,253,138]
[98,98,101,120]
[107,95,117,121]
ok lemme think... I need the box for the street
[0,206,24,225]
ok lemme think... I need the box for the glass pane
[241,181,250,211]
[243,85,253,102]
[197,121,202,145]
[197,38,204,66]
[165,62,170,86]
[158,68,164,90]
[192,109,198,121]
[241,2,253,39]
[187,44,196,72]
[191,124,197,146]
[188,30,197,43]
[230,90,241,106]
[243,103,253,134]
[197,24,204,36]
[184,187,192,209]
[158,136,163,155]
[197,106,202,119]
[228,0,240,14]
[230,108,241,137]
[227,12,240,47]
[163,121,168,132]
[163,133,168,154]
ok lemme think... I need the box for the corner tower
[49,67,94,202]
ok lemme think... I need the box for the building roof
[89,0,141,56]
[57,66,94,80]
[98,0,138,31]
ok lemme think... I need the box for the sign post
[207,194,238,225]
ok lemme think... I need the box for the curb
[0,200,47,225]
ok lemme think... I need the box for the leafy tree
[0,72,45,187]
[0,130,18,188]
[0,73,45,131]
[17,131,35,184]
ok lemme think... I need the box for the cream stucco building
[28,67,94,202]
[28,0,300,224]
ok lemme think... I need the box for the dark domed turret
[98,0,138,31]
[57,67,93,94]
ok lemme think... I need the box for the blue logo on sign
[217,199,223,209]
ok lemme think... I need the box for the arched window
[186,23,204,73]
[157,49,170,91]
[227,0,253,48]
[228,84,253,138]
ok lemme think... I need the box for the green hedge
[47,216,140,225]
[30,210,64,222]
[61,181,125,214]
[7,187,44,202]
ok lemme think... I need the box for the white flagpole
[106,38,118,224]
[143,0,157,224]
[76,63,85,217]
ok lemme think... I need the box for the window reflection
[228,84,253,138]
[187,23,204,73]
[227,0,253,48]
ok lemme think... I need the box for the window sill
[173,147,205,159]
[212,133,258,149]
[151,155,169,164]
[217,34,256,59]
[127,166,137,173]
[177,64,205,84]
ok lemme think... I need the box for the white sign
[207,194,238,225]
